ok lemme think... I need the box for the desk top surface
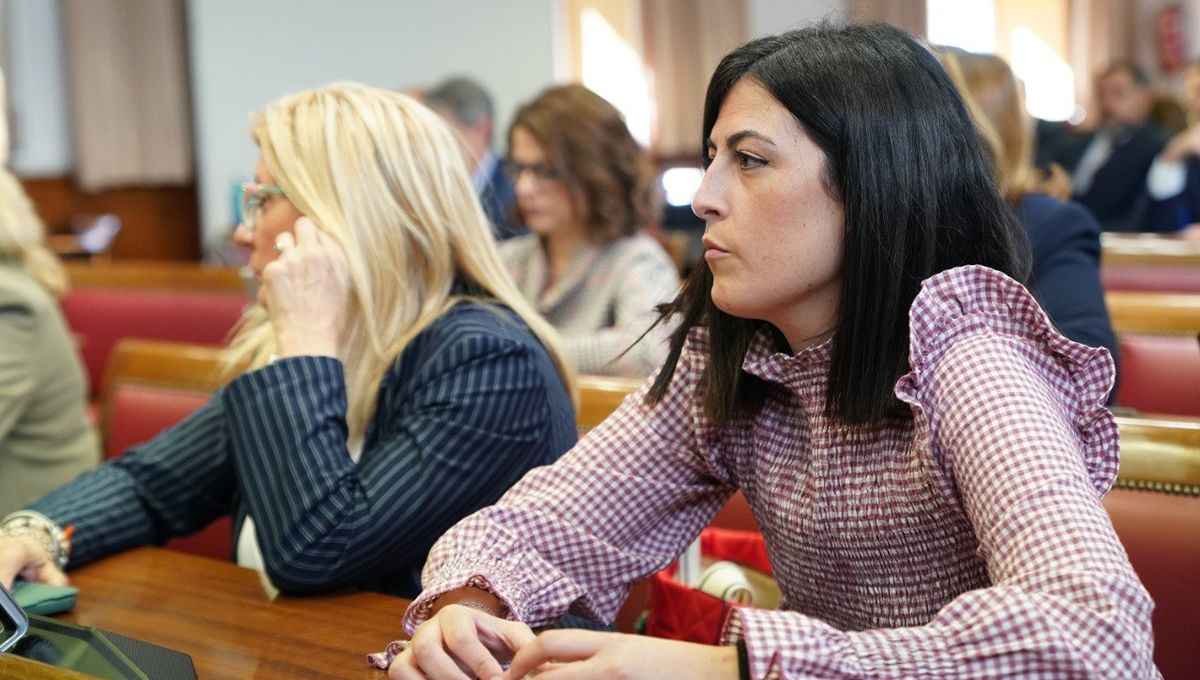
[57,547,406,679]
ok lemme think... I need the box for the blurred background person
[424,76,522,240]
[0,68,99,515]
[501,84,679,377]
[1139,61,1200,238]
[1050,62,1169,231]
[941,48,1120,400]
[0,83,576,596]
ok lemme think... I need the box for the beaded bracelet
[0,510,71,569]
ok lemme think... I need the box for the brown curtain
[62,0,192,190]
[642,0,747,158]
[848,0,927,38]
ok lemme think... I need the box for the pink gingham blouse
[399,266,1159,678]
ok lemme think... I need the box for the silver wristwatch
[0,510,71,569]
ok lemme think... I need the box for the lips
[702,235,729,259]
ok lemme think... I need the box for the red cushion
[106,384,209,459]
[1116,334,1200,417]
[106,383,232,561]
[62,288,246,397]
[1102,264,1200,293]
[1105,488,1200,680]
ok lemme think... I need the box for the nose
[691,166,726,222]
[514,169,539,200]
[232,224,253,247]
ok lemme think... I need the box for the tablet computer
[0,581,197,679]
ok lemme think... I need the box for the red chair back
[1105,487,1200,679]
[1102,264,1200,293]
[101,340,234,561]
[1116,334,1200,417]
[63,288,246,397]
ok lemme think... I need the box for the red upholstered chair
[100,339,235,561]
[63,288,247,399]
[1116,334,1200,417]
[1101,264,1200,293]
[1106,417,1200,680]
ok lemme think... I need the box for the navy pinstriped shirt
[30,300,576,597]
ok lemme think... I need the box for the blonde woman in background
[941,48,1120,400]
[0,83,577,597]
[0,68,99,516]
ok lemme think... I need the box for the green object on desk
[11,580,78,615]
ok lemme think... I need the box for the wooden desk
[56,548,404,679]
[1102,233,1200,266]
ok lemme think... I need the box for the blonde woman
[0,69,99,516]
[0,83,577,597]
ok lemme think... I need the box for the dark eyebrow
[705,129,777,152]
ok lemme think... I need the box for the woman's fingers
[504,630,607,679]
[441,606,528,679]
[292,216,319,247]
[273,230,296,254]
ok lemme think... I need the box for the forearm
[26,399,233,567]
[28,465,161,566]
[728,566,1154,679]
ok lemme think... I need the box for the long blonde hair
[224,83,575,441]
[0,68,67,297]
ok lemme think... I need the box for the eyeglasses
[504,160,562,183]
[235,182,286,232]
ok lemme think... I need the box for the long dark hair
[647,23,1030,425]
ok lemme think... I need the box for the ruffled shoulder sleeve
[893,265,1118,496]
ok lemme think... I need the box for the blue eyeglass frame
[236,182,286,231]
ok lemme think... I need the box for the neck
[543,226,587,280]
[772,285,840,354]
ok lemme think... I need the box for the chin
[709,286,751,320]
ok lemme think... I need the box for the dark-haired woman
[500,84,680,377]
[378,24,1157,680]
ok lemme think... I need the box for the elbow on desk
[259,545,352,594]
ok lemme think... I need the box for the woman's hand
[0,536,69,590]
[389,604,535,680]
[260,217,351,359]
[503,630,738,679]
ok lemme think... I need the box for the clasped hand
[0,536,68,591]
[388,605,736,680]
[260,217,351,359]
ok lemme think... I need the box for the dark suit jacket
[1056,123,1169,231]
[30,301,576,597]
[1019,194,1120,401]
[1137,155,1200,233]
[480,156,522,240]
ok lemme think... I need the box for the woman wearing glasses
[500,84,680,377]
[0,84,577,598]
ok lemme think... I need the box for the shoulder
[895,265,1118,490]
[392,301,545,378]
[0,264,51,318]
[1019,193,1100,249]
[497,234,538,263]
[1139,122,1172,145]
[602,233,678,276]
[609,232,670,259]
